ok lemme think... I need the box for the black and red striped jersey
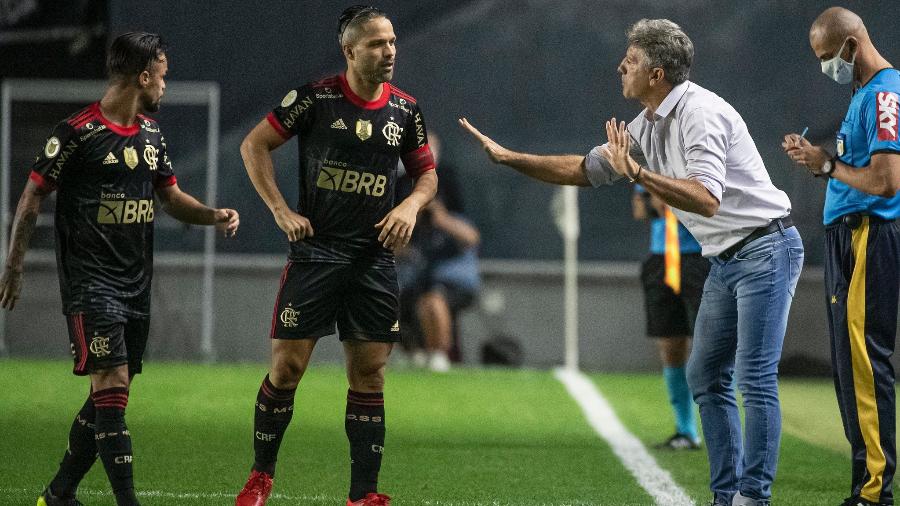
[267,73,436,266]
[29,102,176,317]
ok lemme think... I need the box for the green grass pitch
[0,359,892,505]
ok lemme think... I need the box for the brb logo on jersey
[317,166,387,197]
[877,91,899,141]
[97,194,155,224]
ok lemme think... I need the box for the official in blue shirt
[784,7,900,506]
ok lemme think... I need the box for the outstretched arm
[458,117,591,186]
[0,180,49,310]
[240,118,314,242]
[155,182,239,236]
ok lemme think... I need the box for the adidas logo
[102,152,119,165]
[331,118,347,129]
[390,320,400,332]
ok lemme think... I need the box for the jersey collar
[92,102,140,136]
[338,72,390,110]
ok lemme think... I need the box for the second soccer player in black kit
[235,6,437,506]
[0,33,240,506]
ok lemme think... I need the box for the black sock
[49,395,98,498]
[345,390,385,502]
[252,374,296,476]
[92,387,139,506]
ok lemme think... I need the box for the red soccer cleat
[235,470,273,506]
[347,493,391,506]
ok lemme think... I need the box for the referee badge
[836,133,845,157]
[355,119,372,141]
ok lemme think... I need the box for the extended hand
[603,118,640,180]
[0,267,23,310]
[376,199,418,250]
[274,208,314,242]
[782,133,830,175]
[458,117,509,164]
[214,208,240,237]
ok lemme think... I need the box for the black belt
[717,216,794,261]
[829,212,896,230]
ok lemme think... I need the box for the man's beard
[141,96,161,113]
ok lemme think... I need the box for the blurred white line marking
[555,367,696,506]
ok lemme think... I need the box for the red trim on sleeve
[266,112,292,140]
[153,175,177,189]
[91,102,140,137]
[338,72,390,110]
[401,144,436,178]
[29,170,56,192]
[388,84,417,104]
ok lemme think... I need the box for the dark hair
[337,5,387,46]
[626,19,693,86]
[107,32,167,78]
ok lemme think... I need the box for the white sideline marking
[554,368,696,506]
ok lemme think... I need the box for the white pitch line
[554,367,696,506]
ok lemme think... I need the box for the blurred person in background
[396,133,481,372]
[461,18,802,506]
[397,194,480,372]
[0,32,240,506]
[235,5,437,506]
[783,7,900,506]
[632,186,707,450]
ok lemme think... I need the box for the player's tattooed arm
[376,169,437,250]
[0,180,49,310]
[241,117,314,242]
[458,117,591,186]
[155,183,240,237]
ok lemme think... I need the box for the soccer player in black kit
[0,32,240,506]
[235,6,437,506]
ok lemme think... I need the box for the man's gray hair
[626,19,694,86]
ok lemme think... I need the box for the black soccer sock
[345,390,385,502]
[92,387,140,506]
[252,374,297,476]
[49,394,99,498]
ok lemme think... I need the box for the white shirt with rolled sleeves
[584,81,792,257]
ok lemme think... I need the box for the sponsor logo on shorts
[390,320,400,332]
[89,335,111,357]
[97,198,155,224]
[316,167,387,197]
[877,91,899,141]
[280,305,299,328]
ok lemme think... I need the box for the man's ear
[845,37,859,60]
[343,44,354,61]
[650,68,665,86]
[138,69,151,88]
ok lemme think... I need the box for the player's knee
[350,366,386,392]
[91,365,130,390]
[271,359,306,388]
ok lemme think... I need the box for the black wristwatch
[819,156,837,178]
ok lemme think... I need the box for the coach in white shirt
[460,18,803,506]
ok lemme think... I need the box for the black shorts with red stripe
[270,261,401,342]
[66,312,150,376]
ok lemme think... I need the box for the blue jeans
[687,226,803,503]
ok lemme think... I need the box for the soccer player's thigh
[640,256,686,338]
[66,312,129,377]
[338,264,399,383]
[272,262,347,340]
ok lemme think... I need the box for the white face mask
[821,38,856,85]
